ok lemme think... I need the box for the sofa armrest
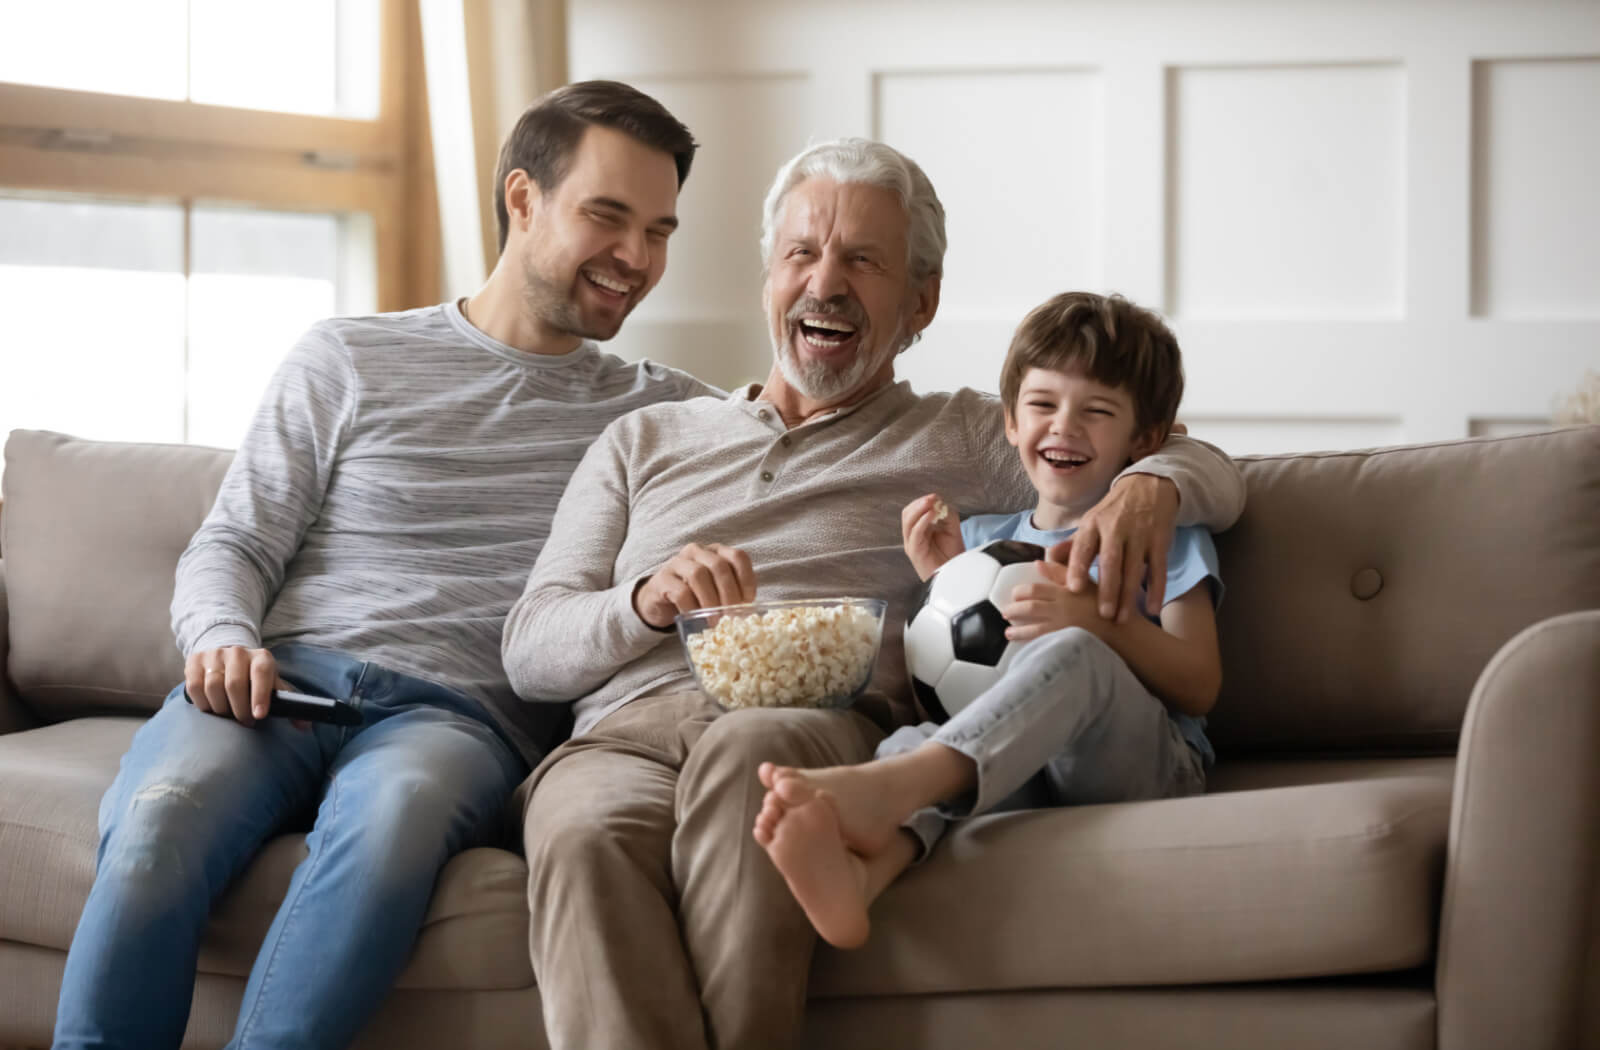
[1437,609,1600,1050]
[0,558,39,734]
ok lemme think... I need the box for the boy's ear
[1129,424,1168,461]
[1003,407,1021,448]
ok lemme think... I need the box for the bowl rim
[674,596,887,628]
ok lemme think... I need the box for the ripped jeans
[51,644,528,1050]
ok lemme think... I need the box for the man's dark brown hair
[493,80,698,251]
[998,291,1185,438]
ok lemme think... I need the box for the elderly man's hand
[633,542,757,629]
[1045,473,1179,624]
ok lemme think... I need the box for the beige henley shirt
[503,380,1244,736]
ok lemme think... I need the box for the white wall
[570,0,1600,454]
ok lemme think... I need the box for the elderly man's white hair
[758,138,947,284]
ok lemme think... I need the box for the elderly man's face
[762,177,932,404]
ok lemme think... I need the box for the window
[0,0,434,457]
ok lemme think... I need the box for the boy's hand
[900,493,964,580]
[634,542,757,629]
[1051,474,1177,624]
[1001,562,1104,642]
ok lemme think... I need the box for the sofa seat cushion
[811,772,1451,996]
[0,718,534,991]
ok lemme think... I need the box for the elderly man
[51,81,709,1050]
[504,138,1244,1050]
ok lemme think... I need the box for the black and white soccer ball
[903,540,1049,723]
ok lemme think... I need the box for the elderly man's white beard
[774,324,905,404]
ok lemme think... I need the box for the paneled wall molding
[575,0,1600,453]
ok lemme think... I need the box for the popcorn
[932,499,950,524]
[684,603,883,709]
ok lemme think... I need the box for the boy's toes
[772,772,818,806]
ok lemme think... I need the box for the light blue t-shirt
[960,510,1220,765]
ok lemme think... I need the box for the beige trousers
[520,690,885,1050]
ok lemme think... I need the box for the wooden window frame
[0,0,438,311]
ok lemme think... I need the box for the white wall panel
[1167,63,1406,320]
[1471,57,1600,318]
[573,0,1600,452]
[875,70,1104,317]
[1183,417,1404,456]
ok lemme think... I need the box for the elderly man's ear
[901,275,942,352]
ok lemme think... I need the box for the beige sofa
[1,425,1597,1050]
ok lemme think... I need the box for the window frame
[0,0,437,312]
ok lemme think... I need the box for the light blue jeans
[880,628,1206,856]
[51,644,529,1050]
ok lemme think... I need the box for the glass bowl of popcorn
[676,598,888,711]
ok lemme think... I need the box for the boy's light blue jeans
[51,643,529,1050]
[880,627,1206,856]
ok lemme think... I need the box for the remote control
[184,687,362,726]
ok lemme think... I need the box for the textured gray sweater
[171,301,715,762]
[504,382,1245,736]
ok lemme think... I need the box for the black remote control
[184,687,362,726]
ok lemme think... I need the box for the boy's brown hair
[493,80,698,252]
[998,291,1184,439]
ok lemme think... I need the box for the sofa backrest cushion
[3,425,1597,745]
[2,430,232,720]
[1208,425,1600,756]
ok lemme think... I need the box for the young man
[755,291,1221,949]
[51,81,711,1050]
[504,139,1245,1050]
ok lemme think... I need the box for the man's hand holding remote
[184,646,288,727]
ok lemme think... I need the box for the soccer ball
[903,540,1049,723]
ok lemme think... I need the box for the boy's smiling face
[1004,366,1161,531]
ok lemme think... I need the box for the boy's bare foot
[757,759,914,855]
[751,787,788,848]
[760,794,872,949]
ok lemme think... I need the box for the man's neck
[462,265,582,357]
[756,364,896,428]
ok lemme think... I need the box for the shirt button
[757,409,770,421]
[780,435,792,448]
[760,470,774,482]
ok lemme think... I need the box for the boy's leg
[928,626,1195,815]
[762,627,1185,855]
[53,690,328,1050]
[226,694,526,1050]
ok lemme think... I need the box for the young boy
[753,290,1223,949]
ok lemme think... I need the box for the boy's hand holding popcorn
[634,542,757,628]
[900,493,965,580]
[1000,560,1106,642]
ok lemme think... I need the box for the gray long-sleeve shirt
[171,301,716,762]
[503,381,1245,737]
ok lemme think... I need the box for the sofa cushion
[0,718,535,991]
[1210,427,1600,755]
[2,430,233,720]
[810,772,1451,996]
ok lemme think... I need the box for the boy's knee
[1029,626,1112,667]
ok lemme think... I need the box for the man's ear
[905,274,941,343]
[503,169,543,242]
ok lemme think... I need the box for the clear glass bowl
[675,597,887,711]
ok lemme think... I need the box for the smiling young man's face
[517,123,680,344]
[1004,365,1161,530]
